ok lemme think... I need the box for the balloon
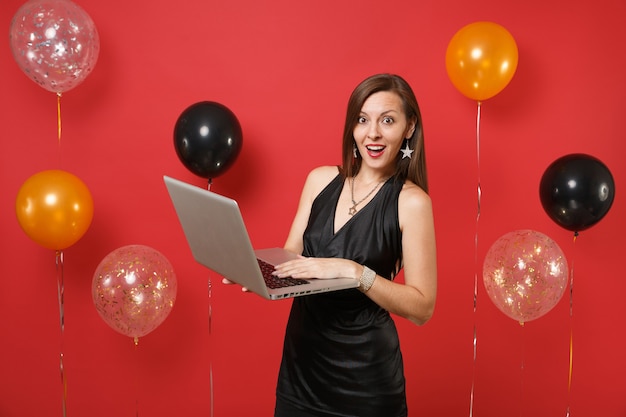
[539,154,615,232]
[92,245,177,339]
[9,0,100,94]
[445,21,518,101]
[483,230,568,324]
[173,101,243,179]
[15,169,94,250]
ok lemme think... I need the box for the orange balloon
[445,21,519,101]
[15,169,94,250]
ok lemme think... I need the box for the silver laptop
[163,176,359,300]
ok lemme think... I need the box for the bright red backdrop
[1,0,624,416]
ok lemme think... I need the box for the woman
[271,73,437,416]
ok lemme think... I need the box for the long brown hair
[340,73,428,193]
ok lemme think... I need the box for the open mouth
[366,145,386,157]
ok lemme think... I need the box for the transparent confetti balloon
[92,245,177,340]
[9,0,100,93]
[483,230,568,324]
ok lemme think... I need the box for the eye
[357,116,367,124]
[382,117,394,124]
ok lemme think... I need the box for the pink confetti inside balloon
[92,245,177,339]
[483,230,568,324]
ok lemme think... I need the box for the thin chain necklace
[349,176,384,216]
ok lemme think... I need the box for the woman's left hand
[272,256,359,281]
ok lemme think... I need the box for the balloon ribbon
[566,232,577,417]
[519,321,526,416]
[56,250,67,417]
[208,178,214,417]
[469,101,482,417]
[57,93,62,145]
[208,276,214,417]
[134,337,140,417]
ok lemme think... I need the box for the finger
[223,278,250,292]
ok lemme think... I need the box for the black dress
[275,173,407,417]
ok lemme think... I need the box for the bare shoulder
[304,166,341,195]
[399,181,432,210]
[398,181,433,226]
[307,165,340,182]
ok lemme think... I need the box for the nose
[367,122,381,139]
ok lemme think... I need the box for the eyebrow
[359,109,400,116]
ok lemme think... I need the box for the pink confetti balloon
[92,245,177,339]
[483,230,568,324]
[9,0,100,94]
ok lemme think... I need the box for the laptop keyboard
[257,259,310,289]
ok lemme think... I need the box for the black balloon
[173,101,243,179]
[539,153,615,232]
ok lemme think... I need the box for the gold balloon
[15,169,94,250]
[446,21,519,101]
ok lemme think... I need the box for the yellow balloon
[445,21,519,101]
[15,169,94,250]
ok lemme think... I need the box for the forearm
[358,267,435,326]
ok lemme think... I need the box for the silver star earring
[400,139,414,159]
[353,143,358,158]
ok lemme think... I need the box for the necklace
[349,176,384,216]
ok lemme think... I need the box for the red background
[1,0,624,415]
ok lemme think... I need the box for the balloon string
[57,93,62,145]
[474,100,482,308]
[519,322,526,416]
[207,178,214,417]
[57,92,63,167]
[566,232,577,417]
[476,101,482,227]
[469,100,482,417]
[134,337,140,417]
[56,250,67,417]
[208,276,214,417]
[469,326,476,417]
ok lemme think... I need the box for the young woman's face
[353,91,415,174]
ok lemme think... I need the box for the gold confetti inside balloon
[483,230,568,324]
[92,245,177,340]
